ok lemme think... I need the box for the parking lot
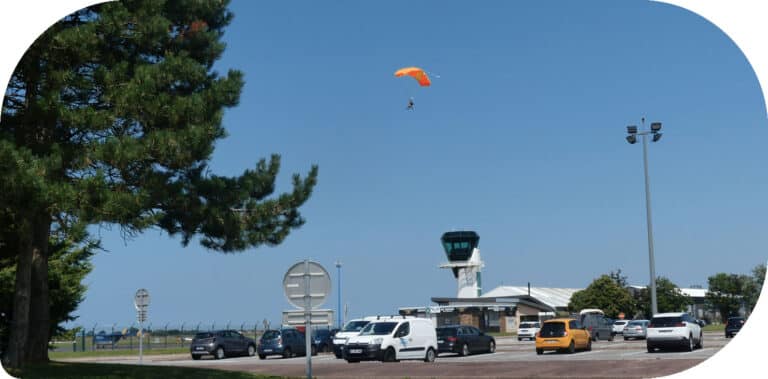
[61,331,729,378]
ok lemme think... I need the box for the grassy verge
[4,361,284,379]
[50,347,188,360]
[703,324,725,332]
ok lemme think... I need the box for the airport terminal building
[398,231,709,332]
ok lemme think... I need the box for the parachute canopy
[394,67,431,87]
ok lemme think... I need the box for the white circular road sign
[283,260,331,309]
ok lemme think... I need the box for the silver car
[622,320,650,340]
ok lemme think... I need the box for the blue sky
[4,1,768,330]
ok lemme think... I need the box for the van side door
[394,322,416,359]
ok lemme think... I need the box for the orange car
[535,318,592,355]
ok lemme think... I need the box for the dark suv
[258,328,316,359]
[580,314,614,341]
[190,330,256,360]
[725,316,745,338]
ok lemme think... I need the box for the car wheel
[624,337,629,341]
[424,347,436,363]
[567,340,575,354]
[258,354,266,360]
[586,338,592,352]
[608,333,614,342]
[191,354,201,360]
[283,347,292,359]
[460,343,470,357]
[536,348,543,355]
[215,346,225,360]
[592,333,598,341]
[647,345,654,353]
[517,338,522,341]
[488,340,496,354]
[383,347,397,362]
[247,344,256,357]
[687,335,694,352]
[334,351,342,359]
[695,333,703,349]
[311,345,317,356]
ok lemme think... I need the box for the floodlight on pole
[625,117,663,316]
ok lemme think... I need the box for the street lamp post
[626,118,662,316]
[335,261,342,329]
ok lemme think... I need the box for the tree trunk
[26,215,52,363]
[3,219,35,369]
[2,213,51,368]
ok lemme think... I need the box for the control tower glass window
[440,231,479,261]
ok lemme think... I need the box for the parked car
[190,330,256,360]
[517,321,541,341]
[436,324,496,356]
[257,328,316,359]
[580,313,614,341]
[646,312,703,352]
[344,317,438,363]
[725,316,746,338]
[612,320,629,335]
[312,328,337,353]
[332,318,375,358]
[535,318,591,355]
[622,320,650,340]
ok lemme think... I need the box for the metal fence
[51,322,275,353]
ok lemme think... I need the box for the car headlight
[371,338,383,345]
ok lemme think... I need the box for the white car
[646,312,703,352]
[612,320,629,335]
[344,317,438,363]
[517,321,541,341]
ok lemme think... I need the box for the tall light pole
[626,117,662,316]
[335,261,342,329]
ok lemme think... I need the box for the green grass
[5,361,286,379]
[50,347,189,359]
[703,324,725,332]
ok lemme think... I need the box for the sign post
[283,260,331,379]
[134,288,150,364]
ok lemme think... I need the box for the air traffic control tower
[440,231,484,298]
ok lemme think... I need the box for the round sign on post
[283,260,331,379]
[283,260,331,309]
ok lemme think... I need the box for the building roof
[481,286,581,310]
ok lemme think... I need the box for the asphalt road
[60,331,730,378]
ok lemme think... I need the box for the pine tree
[1,0,317,367]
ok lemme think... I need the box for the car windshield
[727,318,745,326]
[261,330,280,340]
[520,322,538,328]
[614,321,627,325]
[359,322,398,336]
[539,322,566,337]
[650,317,682,327]
[436,327,457,337]
[194,332,213,340]
[627,321,645,326]
[342,321,369,332]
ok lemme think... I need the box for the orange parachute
[394,67,431,87]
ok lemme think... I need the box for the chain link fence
[51,321,274,353]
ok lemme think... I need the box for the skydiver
[406,97,415,110]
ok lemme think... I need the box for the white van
[344,317,438,363]
[331,317,378,358]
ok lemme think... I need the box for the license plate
[659,330,672,333]
[437,340,444,343]
[263,349,272,352]
[349,349,362,354]
[195,347,204,351]
[546,340,558,344]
